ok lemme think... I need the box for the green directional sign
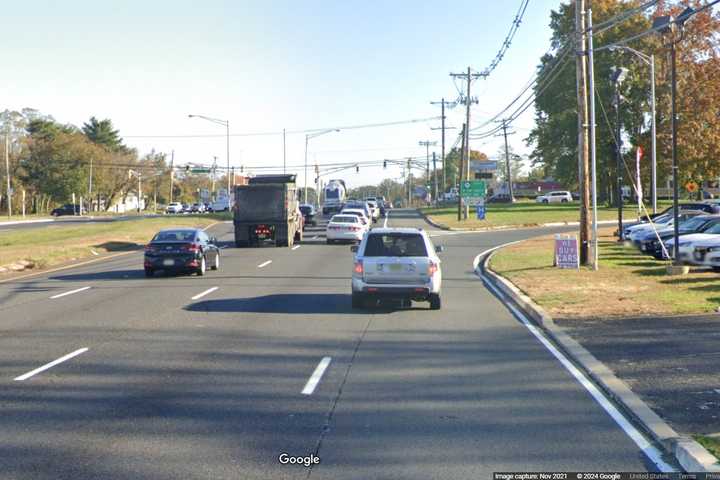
[191,168,212,174]
[460,180,486,198]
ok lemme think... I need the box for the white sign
[554,234,579,269]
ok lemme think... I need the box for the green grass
[489,227,720,318]
[0,213,230,273]
[694,435,720,462]
[422,199,673,229]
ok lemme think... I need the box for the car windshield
[153,230,196,242]
[702,223,720,235]
[331,216,358,223]
[300,206,312,214]
[679,216,710,230]
[364,233,428,257]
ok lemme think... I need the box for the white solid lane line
[50,286,91,299]
[191,286,219,300]
[14,348,89,381]
[302,357,332,395]
[258,260,272,268]
[292,245,301,251]
[383,216,388,228]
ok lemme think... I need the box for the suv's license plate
[389,264,403,272]
[163,259,175,266]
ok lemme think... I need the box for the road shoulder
[477,246,720,473]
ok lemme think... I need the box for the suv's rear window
[364,233,428,257]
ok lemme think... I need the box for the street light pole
[188,114,230,205]
[609,46,657,214]
[610,66,627,241]
[304,129,340,204]
[4,129,10,218]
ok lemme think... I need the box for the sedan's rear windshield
[332,216,359,223]
[364,233,428,257]
[300,206,313,214]
[153,230,196,242]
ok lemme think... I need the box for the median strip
[14,348,89,381]
[302,357,332,395]
[50,286,91,299]
[191,286,219,300]
[257,260,272,268]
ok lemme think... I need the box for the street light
[188,114,230,202]
[304,129,339,204]
[653,6,694,267]
[609,45,657,214]
[610,66,628,240]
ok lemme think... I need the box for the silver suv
[351,228,443,309]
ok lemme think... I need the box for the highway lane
[0,210,674,478]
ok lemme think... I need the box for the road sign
[191,168,212,174]
[686,181,698,193]
[460,180,486,198]
[554,235,579,269]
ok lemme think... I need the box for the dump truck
[233,174,303,247]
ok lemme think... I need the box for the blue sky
[4,0,562,190]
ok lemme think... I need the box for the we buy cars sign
[554,235,579,269]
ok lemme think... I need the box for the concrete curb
[0,218,55,227]
[477,249,720,473]
[417,209,617,232]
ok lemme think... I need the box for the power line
[124,116,441,139]
[478,0,532,77]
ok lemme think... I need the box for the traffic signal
[185,165,190,173]
[383,160,387,169]
[356,165,359,173]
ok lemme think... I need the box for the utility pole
[407,158,412,207]
[169,150,174,205]
[575,0,591,265]
[457,124,466,221]
[418,140,437,188]
[587,5,599,269]
[496,119,516,201]
[431,98,456,195]
[283,128,286,173]
[432,152,438,205]
[450,67,484,219]
[211,156,217,196]
[4,129,10,218]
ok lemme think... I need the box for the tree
[82,117,125,152]
[528,0,656,202]
[496,145,524,183]
[442,147,489,191]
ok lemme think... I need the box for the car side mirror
[435,245,444,253]
[350,245,359,253]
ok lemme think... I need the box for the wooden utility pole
[169,150,175,205]
[450,67,484,219]
[575,0,591,265]
[457,124,466,221]
[496,119,517,201]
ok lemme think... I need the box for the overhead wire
[478,0,532,77]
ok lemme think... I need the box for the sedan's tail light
[183,243,201,253]
[428,260,438,276]
[144,245,157,253]
[353,260,364,276]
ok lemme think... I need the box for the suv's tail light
[428,260,438,276]
[353,260,364,276]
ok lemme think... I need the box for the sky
[4,0,562,191]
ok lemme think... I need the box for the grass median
[489,227,720,318]
[0,213,231,275]
[421,200,673,230]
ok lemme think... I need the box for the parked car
[634,215,720,258]
[190,203,206,213]
[626,211,704,242]
[50,204,79,216]
[692,237,720,270]
[326,214,366,244]
[350,227,443,310]
[637,202,720,223]
[165,202,183,214]
[299,204,318,226]
[143,228,220,277]
[664,220,720,264]
[487,193,513,203]
[535,191,573,203]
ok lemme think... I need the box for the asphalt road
[0,209,675,479]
